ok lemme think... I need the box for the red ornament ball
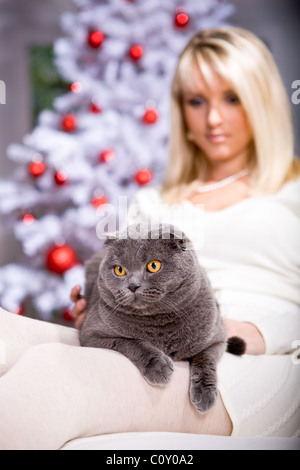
[130,45,144,61]
[70,81,82,93]
[99,149,115,163]
[46,244,78,275]
[135,168,152,185]
[88,30,105,48]
[90,102,102,114]
[143,108,159,124]
[54,170,68,186]
[22,213,35,225]
[175,11,190,28]
[92,195,109,208]
[28,161,46,178]
[13,304,24,316]
[62,309,74,323]
[61,114,77,133]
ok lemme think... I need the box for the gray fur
[80,224,227,414]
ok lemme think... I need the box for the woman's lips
[206,134,228,143]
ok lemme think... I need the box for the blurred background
[0,0,299,266]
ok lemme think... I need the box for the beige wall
[230,0,300,152]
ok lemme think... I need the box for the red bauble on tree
[90,102,102,114]
[134,168,152,185]
[54,170,68,186]
[13,304,25,316]
[88,30,105,48]
[28,160,47,178]
[129,45,144,61]
[46,244,78,275]
[22,213,35,225]
[99,149,115,163]
[143,108,159,124]
[175,8,190,28]
[61,114,77,133]
[62,309,74,323]
[70,81,83,93]
[91,195,109,208]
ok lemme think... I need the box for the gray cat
[80,224,245,414]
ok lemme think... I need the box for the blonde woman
[0,27,299,450]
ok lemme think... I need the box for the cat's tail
[226,336,246,356]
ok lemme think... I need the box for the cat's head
[97,224,201,312]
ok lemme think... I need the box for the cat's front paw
[143,353,174,386]
[190,378,218,414]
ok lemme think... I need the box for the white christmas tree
[0,0,234,322]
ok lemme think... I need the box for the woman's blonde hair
[162,26,300,202]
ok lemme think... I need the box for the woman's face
[181,65,253,167]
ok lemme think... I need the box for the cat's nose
[128,283,141,293]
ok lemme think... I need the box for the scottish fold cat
[80,224,245,413]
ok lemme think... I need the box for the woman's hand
[70,285,87,330]
[223,318,266,355]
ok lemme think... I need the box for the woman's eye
[187,97,205,107]
[147,260,162,273]
[225,93,240,105]
[114,265,127,277]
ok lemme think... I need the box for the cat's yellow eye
[147,260,162,273]
[114,265,127,277]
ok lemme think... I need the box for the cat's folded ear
[104,232,118,247]
[155,224,190,251]
[103,224,192,251]
[167,230,189,251]
[104,225,130,247]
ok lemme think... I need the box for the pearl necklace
[196,169,249,193]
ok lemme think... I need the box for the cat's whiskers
[109,300,122,315]
[140,288,163,301]
[110,284,189,318]
[158,297,186,319]
[115,290,131,303]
